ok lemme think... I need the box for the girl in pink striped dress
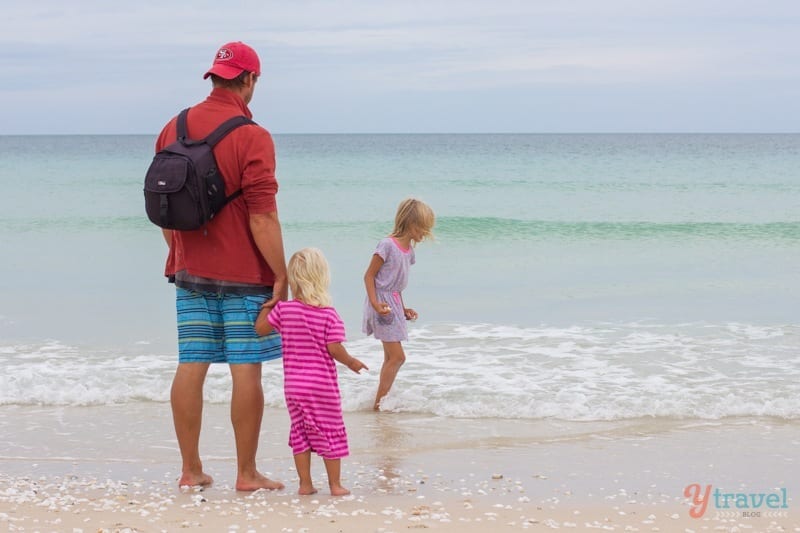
[255,247,367,496]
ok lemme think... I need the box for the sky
[1,1,799,134]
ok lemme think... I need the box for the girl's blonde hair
[287,247,332,307]
[391,197,435,244]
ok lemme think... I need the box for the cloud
[1,0,798,133]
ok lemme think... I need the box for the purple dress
[362,237,415,342]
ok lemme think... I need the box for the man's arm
[249,211,288,306]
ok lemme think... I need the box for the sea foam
[2,321,797,421]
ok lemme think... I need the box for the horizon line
[2,131,799,137]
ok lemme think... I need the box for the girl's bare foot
[330,484,351,496]
[236,471,285,492]
[298,484,318,495]
[178,471,213,489]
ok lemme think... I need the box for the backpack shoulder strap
[176,108,191,141]
[205,116,258,147]
[205,115,258,205]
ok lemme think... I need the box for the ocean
[1,133,798,420]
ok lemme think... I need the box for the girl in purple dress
[363,198,435,410]
[256,247,367,495]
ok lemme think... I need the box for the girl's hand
[254,304,275,336]
[373,301,392,315]
[404,308,418,321]
[347,357,369,374]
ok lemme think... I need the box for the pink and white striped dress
[267,300,349,459]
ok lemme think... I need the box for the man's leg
[229,363,284,491]
[171,362,213,487]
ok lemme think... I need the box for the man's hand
[263,275,288,308]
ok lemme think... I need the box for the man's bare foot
[235,472,285,492]
[178,471,213,489]
[330,484,351,496]
[298,484,318,495]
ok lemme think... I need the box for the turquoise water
[1,134,798,418]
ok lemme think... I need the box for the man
[156,41,287,491]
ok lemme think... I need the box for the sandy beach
[1,404,797,532]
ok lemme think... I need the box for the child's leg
[293,451,317,495]
[323,458,350,496]
[374,341,406,410]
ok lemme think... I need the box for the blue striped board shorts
[175,287,282,364]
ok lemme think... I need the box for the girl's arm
[254,303,276,336]
[327,343,368,373]
[398,292,418,321]
[364,254,391,314]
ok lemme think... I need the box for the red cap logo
[203,41,261,79]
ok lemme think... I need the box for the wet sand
[0,404,798,531]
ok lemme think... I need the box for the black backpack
[144,108,256,230]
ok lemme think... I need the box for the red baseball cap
[203,41,261,80]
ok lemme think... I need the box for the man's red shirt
[156,88,278,286]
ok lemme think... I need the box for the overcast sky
[2,1,799,134]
